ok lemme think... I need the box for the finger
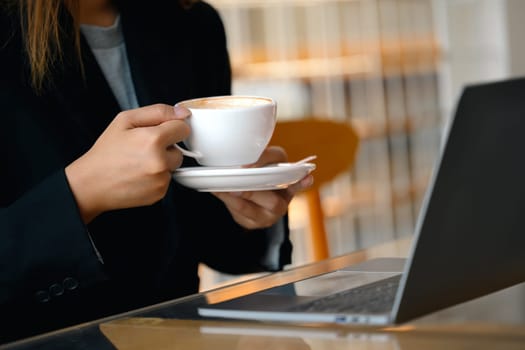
[173,105,191,119]
[281,174,314,202]
[226,208,260,229]
[121,104,191,128]
[214,192,274,223]
[228,205,276,230]
[154,119,191,147]
[165,146,184,171]
[213,191,285,228]
[245,145,287,168]
[236,190,289,216]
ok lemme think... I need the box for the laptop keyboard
[288,274,402,314]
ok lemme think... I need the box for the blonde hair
[18,0,80,91]
[18,0,197,92]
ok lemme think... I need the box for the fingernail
[173,105,191,119]
[229,191,244,197]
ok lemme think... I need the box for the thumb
[122,104,191,128]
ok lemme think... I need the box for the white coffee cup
[174,95,277,167]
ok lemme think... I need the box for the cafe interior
[4,0,525,349]
[200,0,525,287]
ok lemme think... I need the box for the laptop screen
[393,78,525,323]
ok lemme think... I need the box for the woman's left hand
[212,146,314,230]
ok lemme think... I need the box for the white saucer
[173,162,316,192]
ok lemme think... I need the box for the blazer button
[63,277,79,291]
[35,290,50,303]
[49,283,64,297]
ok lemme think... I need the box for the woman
[0,0,312,343]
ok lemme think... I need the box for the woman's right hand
[65,104,191,223]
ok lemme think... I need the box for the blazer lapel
[50,28,121,146]
[119,4,194,106]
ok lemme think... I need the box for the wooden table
[2,238,525,350]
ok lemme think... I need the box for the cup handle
[173,144,202,159]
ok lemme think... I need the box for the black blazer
[0,1,291,343]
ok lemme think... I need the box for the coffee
[179,96,272,110]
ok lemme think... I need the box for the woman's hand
[213,146,314,230]
[65,104,191,223]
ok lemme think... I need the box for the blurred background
[200,0,525,290]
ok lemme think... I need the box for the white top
[80,15,139,110]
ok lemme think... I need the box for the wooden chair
[269,118,359,262]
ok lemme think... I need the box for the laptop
[198,78,525,325]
